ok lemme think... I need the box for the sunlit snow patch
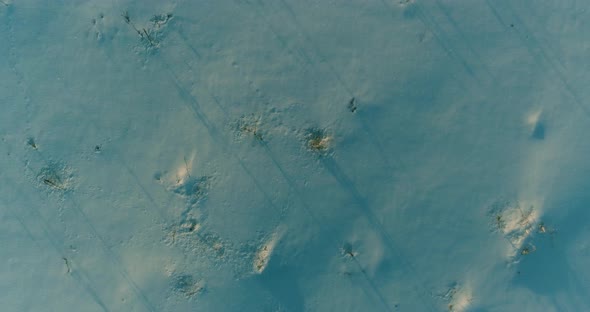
[490,198,543,260]
[253,227,285,274]
[171,152,196,186]
[436,282,474,312]
[448,287,473,312]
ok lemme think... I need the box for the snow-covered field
[1,0,590,311]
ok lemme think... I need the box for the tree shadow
[511,199,590,309]
[531,121,545,140]
[256,253,305,312]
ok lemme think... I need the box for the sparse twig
[495,214,505,231]
[341,243,356,258]
[306,128,331,152]
[27,138,38,149]
[142,28,157,46]
[62,257,71,273]
[122,11,144,39]
[238,117,264,142]
[43,178,64,190]
[122,11,132,25]
[521,244,536,255]
[183,156,191,178]
[347,97,357,113]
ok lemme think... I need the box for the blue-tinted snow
[1,0,590,311]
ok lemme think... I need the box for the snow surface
[1,0,590,311]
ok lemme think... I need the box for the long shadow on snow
[319,157,436,311]
[511,197,590,310]
[256,253,305,312]
[259,143,396,312]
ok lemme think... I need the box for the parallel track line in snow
[432,0,496,81]
[157,11,415,312]
[170,65,394,311]
[379,0,483,87]
[273,0,357,97]
[1,7,118,310]
[258,143,396,311]
[247,0,401,173]
[494,0,566,71]
[148,28,397,311]
[232,0,400,176]
[65,196,159,312]
[163,2,434,310]
[6,140,157,312]
[483,0,590,119]
[240,0,400,178]
[0,180,111,312]
[231,0,438,310]
[155,54,292,223]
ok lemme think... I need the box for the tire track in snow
[432,0,497,81]
[158,1,584,310]
[0,181,111,312]
[235,0,400,177]
[235,0,401,175]
[483,0,590,119]
[379,0,484,86]
[166,2,435,310]
[64,195,159,312]
[2,3,33,123]
[229,0,439,310]
[147,6,409,311]
[494,0,567,71]
[1,5,117,310]
[121,16,400,311]
[17,149,158,312]
[257,142,397,312]
[0,56,159,312]
[159,58,396,311]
